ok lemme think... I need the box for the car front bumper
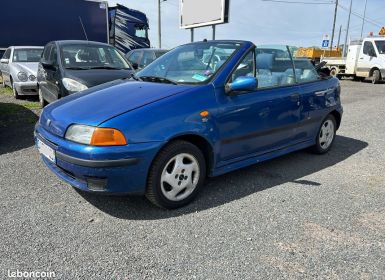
[14,81,38,95]
[35,123,164,194]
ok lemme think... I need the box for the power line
[261,0,334,4]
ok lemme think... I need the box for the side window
[256,45,295,88]
[363,41,376,57]
[128,51,141,64]
[292,59,320,83]
[230,50,255,82]
[3,48,11,59]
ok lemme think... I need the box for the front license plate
[37,138,56,163]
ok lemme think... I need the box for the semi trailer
[0,0,150,55]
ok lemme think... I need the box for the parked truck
[296,47,342,63]
[0,0,150,55]
[322,36,385,84]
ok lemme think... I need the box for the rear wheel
[330,68,338,77]
[372,69,381,84]
[146,140,206,209]
[311,115,337,154]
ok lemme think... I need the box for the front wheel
[146,140,206,209]
[372,70,381,84]
[311,115,337,154]
[11,78,20,99]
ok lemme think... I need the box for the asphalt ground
[0,80,384,279]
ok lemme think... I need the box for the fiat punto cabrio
[35,41,343,209]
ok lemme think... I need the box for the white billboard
[180,0,229,29]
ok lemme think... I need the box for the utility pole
[330,0,339,51]
[158,0,161,48]
[337,25,342,49]
[360,0,368,38]
[343,0,353,57]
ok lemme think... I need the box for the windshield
[61,44,131,70]
[137,42,241,84]
[13,49,43,62]
[375,41,385,54]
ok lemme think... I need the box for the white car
[0,46,43,98]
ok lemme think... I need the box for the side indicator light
[200,110,209,117]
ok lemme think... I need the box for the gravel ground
[0,80,384,279]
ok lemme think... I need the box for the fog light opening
[86,178,107,191]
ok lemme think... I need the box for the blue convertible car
[35,41,342,209]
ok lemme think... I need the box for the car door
[356,41,376,77]
[41,44,61,103]
[0,48,12,85]
[294,58,339,140]
[215,46,302,163]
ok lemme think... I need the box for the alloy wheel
[319,119,335,150]
[160,153,200,202]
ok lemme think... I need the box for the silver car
[0,46,43,98]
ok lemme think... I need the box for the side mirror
[0,58,9,64]
[41,61,56,71]
[225,76,258,95]
[132,62,139,70]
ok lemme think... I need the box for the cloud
[108,0,384,49]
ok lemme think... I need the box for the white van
[322,36,385,84]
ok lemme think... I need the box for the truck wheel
[372,70,381,84]
[145,140,206,209]
[330,68,338,77]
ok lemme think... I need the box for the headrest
[256,53,274,70]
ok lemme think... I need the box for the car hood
[40,79,193,137]
[64,69,134,88]
[12,62,39,75]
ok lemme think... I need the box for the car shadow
[78,135,368,220]
[0,102,38,155]
[77,136,368,220]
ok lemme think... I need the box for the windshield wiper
[139,76,178,85]
[87,66,130,70]
[65,66,90,70]
[130,73,143,81]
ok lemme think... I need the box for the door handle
[359,57,364,59]
[315,88,334,96]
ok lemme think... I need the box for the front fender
[100,84,220,146]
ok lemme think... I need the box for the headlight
[29,75,36,81]
[65,125,127,146]
[62,78,88,92]
[17,72,28,82]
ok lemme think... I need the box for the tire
[311,114,337,154]
[11,77,20,99]
[0,74,4,88]
[38,87,47,108]
[146,140,206,209]
[330,68,338,77]
[372,69,381,84]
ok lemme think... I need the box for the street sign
[322,34,330,49]
[380,27,385,36]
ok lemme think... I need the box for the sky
[107,0,385,49]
